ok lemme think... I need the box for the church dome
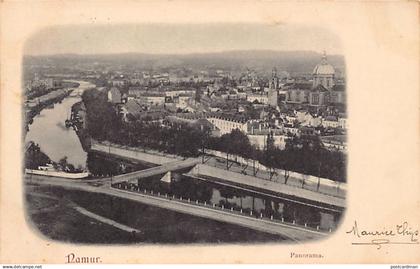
[313,52,335,75]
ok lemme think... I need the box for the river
[25,81,95,169]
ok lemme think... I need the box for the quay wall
[90,141,182,165]
[189,164,346,205]
[206,149,346,198]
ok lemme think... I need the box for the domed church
[312,51,335,89]
[284,51,345,107]
[309,51,345,107]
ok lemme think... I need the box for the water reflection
[134,173,341,230]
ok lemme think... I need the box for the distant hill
[24,50,345,76]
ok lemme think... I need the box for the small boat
[65,111,72,128]
[26,164,89,179]
[65,119,72,128]
[69,90,78,97]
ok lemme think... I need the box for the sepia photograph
[1,0,418,265]
[23,24,346,244]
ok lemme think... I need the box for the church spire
[270,67,279,89]
[272,67,277,78]
[321,51,328,64]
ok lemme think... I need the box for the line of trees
[113,121,204,157]
[207,130,346,182]
[81,88,122,141]
[262,134,346,182]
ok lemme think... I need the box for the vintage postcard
[0,0,419,264]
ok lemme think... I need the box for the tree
[220,133,232,169]
[81,88,121,141]
[25,143,51,169]
[219,186,234,206]
[229,129,252,157]
[281,134,346,182]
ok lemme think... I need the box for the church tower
[269,67,279,90]
[268,67,279,107]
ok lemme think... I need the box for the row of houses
[25,77,61,93]
[281,110,347,130]
[168,112,346,152]
[108,87,196,111]
[200,83,345,112]
[108,69,236,87]
[109,72,170,87]
[115,101,347,152]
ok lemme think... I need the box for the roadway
[25,174,328,242]
[112,158,200,184]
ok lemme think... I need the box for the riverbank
[26,81,80,100]
[25,81,80,123]
[25,88,74,129]
[68,101,92,152]
[24,81,95,169]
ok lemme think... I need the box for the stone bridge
[111,158,200,184]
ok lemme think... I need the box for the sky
[24,24,343,56]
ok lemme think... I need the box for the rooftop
[206,112,248,123]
